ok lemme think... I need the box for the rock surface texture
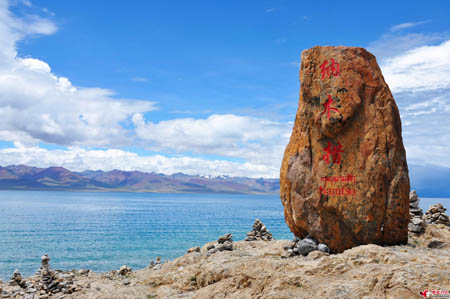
[280,46,410,253]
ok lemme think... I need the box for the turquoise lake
[0,190,448,280]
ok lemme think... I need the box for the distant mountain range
[0,165,280,194]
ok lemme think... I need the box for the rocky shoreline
[1,200,449,299]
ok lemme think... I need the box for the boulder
[280,46,410,253]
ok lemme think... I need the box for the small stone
[296,239,318,256]
[408,223,424,234]
[41,255,50,265]
[411,217,423,226]
[428,240,445,248]
[218,233,232,244]
[122,279,130,286]
[186,246,201,253]
[217,241,233,251]
[318,243,331,253]
[206,244,215,250]
[152,264,162,271]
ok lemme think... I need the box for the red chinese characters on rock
[317,57,352,196]
[319,95,339,120]
[322,141,343,164]
[320,58,340,80]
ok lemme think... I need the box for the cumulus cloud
[0,144,280,178]
[132,113,292,168]
[376,34,450,171]
[368,32,445,61]
[0,0,156,146]
[381,39,450,93]
[395,90,450,169]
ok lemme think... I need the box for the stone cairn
[424,203,450,226]
[149,257,163,271]
[118,265,132,276]
[408,190,426,234]
[3,254,83,298]
[282,236,331,258]
[244,218,273,241]
[206,233,233,256]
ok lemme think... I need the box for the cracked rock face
[280,46,410,253]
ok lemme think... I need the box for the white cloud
[0,144,280,178]
[132,113,291,168]
[397,90,450,169]
[374,31,450,171]
[390,21,427,32]
[0,0,156,147]
[368,32,445,61]
[381,39,450,93]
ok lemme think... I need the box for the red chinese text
[319,95,339,120]
[322,141,343,165]
[320,58,340,80]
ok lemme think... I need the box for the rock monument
[280,46,410,253]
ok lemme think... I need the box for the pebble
[186,246,201,253]
[152,264,162,271]
[428,240,445,249]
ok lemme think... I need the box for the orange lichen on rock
[280,46,410,253]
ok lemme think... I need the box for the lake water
[0,191,448,280]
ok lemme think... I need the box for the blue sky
[0,0,450,190]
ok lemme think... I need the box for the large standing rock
[280,46,410,253]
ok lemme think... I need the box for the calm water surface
[0,191,292,279]
[0,190,448,280]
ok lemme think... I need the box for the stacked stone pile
[206,233,233,256]
[2,254,83,298]
[118,265,132,276]
[282,236,331,258]
[8,269,27,288]
[149,257,163,271]
[424,203,450,226]
[408,190,425,234]
[244,218,273,241]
